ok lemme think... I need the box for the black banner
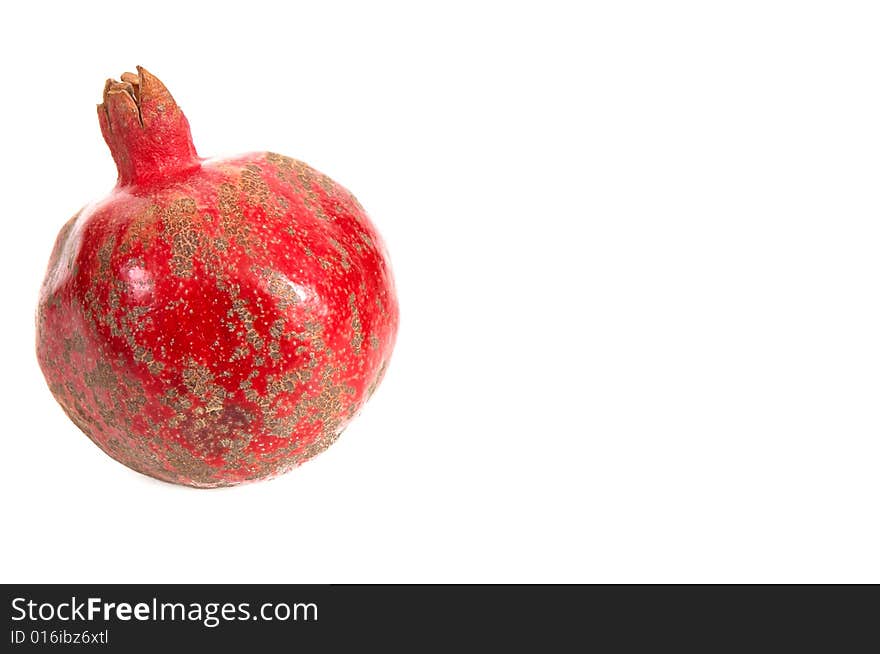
[3,585,877,650]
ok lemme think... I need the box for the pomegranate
[36,67,398,487]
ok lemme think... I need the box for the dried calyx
[102,73,143,126]
[97,66,201,187]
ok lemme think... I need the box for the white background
[1,1,878,583]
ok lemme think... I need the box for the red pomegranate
[36,67,398,487]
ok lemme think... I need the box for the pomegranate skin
[36,68,398,487]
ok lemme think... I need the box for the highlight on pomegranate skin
[36,67,398,487]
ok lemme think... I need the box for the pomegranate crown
[97,66,201,187]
